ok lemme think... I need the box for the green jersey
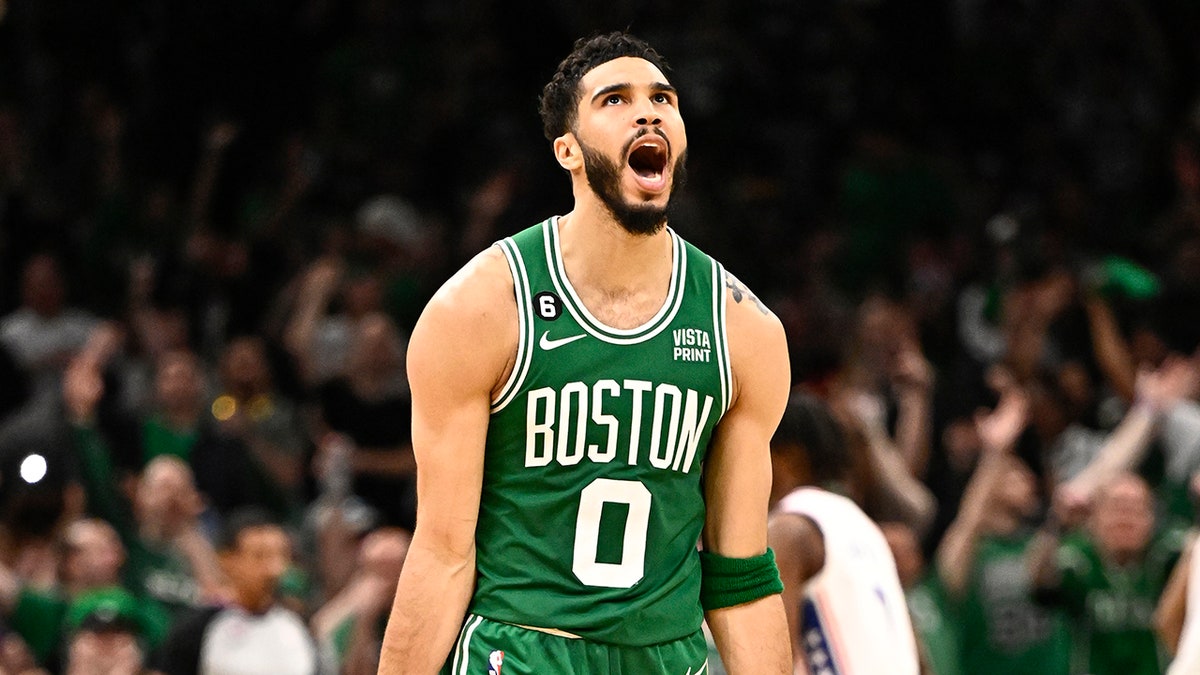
[953,534,1071,675]
[908,574,961,675]
[470,217,732,646]
[1052,528,1185,675]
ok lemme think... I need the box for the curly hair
[538,32,672,141]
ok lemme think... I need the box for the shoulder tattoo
[724,271,770,315]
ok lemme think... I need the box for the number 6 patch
[533,291,562,320]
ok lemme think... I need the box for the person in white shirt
[768,393,921,675]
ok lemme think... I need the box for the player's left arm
[702,272,792,674]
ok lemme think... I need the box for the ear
[553,133,583,172]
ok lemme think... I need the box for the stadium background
[2,1,1200,673]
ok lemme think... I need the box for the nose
[633,97,662,127]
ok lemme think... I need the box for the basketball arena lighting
[19,454,47,485]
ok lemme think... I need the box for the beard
[579,134,688,236]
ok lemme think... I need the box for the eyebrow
[590,81,677,104]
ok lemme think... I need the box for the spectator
[1031,471,1185,675]
[284,256,385,388]
[154,508,315,675]
[835,295,936,480]
[882,521,962,675]
[61,588,160,675]
[0,252,98,405]
[311,312,414,530]
[309,527,408,675]
[124,456,225,618]
[935,380,1071,675]
[0,518,169,671]
[1062,353,1200,520]
[211,335,307,519]
[141,349,276,518]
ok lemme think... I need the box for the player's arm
[767,512,825,673]
[378,248,516,675]
[702,272,792,674]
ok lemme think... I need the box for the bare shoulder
[422,245,514,319]
[408,246,517,395]
[723,269,772,318]
[721,269,788,407]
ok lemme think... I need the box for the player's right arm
[378,247,517,675]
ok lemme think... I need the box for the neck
[556,208,672,307]
[235,589,273,614]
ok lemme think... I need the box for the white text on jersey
[525,379,714,473]
[672,328,712,363]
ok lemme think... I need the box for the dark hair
[772,393,850,485]
[538,32,671,141]
[217,507,281,552]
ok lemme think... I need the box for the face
[66,630,143,675]
[348,313,404,375]
[567,56,688,235]
[220,337,271,394]
[155,351,203,412]
[995,458,1039,519]
[64,520,125,586]
[222,526,291,609]
[136,456,199,521]
[1090,475,1154,559]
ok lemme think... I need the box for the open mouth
[627,136,669,185]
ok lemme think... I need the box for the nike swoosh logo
[539,331,586,350]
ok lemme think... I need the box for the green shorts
[440,614,710,675]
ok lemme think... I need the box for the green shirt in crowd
[908,573,961,675]
[1049,527,1186,675]
[951,533,1071,675]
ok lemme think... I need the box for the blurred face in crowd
[855,296,914,378]
[65,628,144,675]
[995,457,1039,521]
[221,525,291,613]
[63,519,125,588]
[136,456,201,529]
[341,273,384,318]
[1090,473,1155,562]
[155,350,204,415]
[347,312,405,377]
[219,336,272,398]
[569,56,687,235]
[20,254,66,318]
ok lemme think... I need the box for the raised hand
[1135,353,1200,414]
[975,384,1030,455]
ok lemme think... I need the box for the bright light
[19,454,47,484]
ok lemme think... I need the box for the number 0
[573,478,652,588]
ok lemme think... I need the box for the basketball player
[768,394,921,675]
[378,32,792,674]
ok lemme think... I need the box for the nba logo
[488,650,504,675]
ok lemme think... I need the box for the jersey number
[572,478,651,588]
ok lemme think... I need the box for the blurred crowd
[2,0,1200,673]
